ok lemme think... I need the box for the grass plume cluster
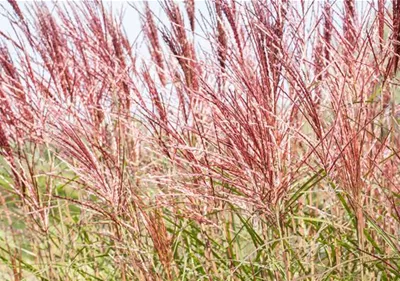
[0,0,399,280]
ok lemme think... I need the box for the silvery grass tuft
[0,0,399,280]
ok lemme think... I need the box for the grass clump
[0,0,399,280]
